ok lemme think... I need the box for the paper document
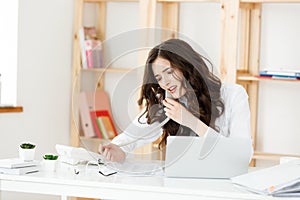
[107,159,164,176]
[231,160,300,197]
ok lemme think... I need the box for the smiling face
[152,57,186,99]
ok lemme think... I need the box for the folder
[231,160,300,197]
[79,92,96,137]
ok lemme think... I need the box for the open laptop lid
[164,134,252,179]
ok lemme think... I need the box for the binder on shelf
[80,90,117,139]
[259,69,300,79]
[79,92,96,138]
[85,90,112,115]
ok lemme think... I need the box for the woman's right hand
[98,143,126,163]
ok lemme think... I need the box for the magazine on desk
[231,160,300,197]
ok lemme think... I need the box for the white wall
[0,0,73,199]
[257,4,300,159]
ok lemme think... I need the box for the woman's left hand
[163,98,197,128]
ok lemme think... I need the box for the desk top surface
[0,160,297,200]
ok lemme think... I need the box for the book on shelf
[84,26,97,40]
[85,40,93,68]
[96,115,108,139]
[79,26,104,69]
[231,160,300,197]
[96,110,118,139]
[90,110,118,140]
[259,69,300,79]
[0,166,39,175]
[85,39,103,68]
[0,158,39,169]
[78,28,88,69]
[90,110,103,139]
[79,92,96,138]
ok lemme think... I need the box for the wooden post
[237,2,261,166]
[219,0,239,83]
[161,2,179,41]
[70,0,84,148]
[247,3,261,166]
[96,2,106,90]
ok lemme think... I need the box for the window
[0,0,18,105]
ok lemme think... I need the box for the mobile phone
[165,90,173,99]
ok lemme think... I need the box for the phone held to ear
[165,90,173,99]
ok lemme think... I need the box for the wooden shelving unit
[71,0,300,165]
[236,0,300,165]
[70,0,138,149]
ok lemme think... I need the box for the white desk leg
[61,195,68,200]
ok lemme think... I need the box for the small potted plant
[19,143,36,161]
[42,154,59,172]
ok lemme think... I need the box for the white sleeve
[228,86,251,140]
[228,86,254,159]
[111,110,163,154]
[203,85,253,160]
[202,86,250,139]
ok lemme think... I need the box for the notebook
[0,158,39,169]
[164,134,252,179]
[0,166,39,175]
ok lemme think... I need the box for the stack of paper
[231,161,300,197]
[0,158,39,175]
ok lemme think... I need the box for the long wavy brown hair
[137,39,224,149]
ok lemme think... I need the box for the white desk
[0,161,298,200]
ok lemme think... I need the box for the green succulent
[20,143,36,149]
[43,155,58,160]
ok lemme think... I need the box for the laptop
[164,134,252,179]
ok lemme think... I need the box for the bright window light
[0,0,18,105]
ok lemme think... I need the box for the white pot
[19,147,35,161]
[43,160,57,172]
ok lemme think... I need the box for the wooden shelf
[240,0,300,3]
[237,75,300,82]
[0,106,23,113]
[158,0,220,2]
[84,0,138,3]
[80,136,110,143]
[81,67,132,73]
[253,151,300,161]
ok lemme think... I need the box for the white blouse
[112,83,252,154]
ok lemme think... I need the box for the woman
[99,39,252,162]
